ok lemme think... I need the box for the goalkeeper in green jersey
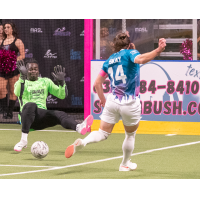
[14,58,93,152]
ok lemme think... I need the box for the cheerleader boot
[4,99,16,119]
[0,96,7,116]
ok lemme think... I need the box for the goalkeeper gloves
[51,65,66,87]
[16,60,28,80]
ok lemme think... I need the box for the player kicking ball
[65,33,166,171]
[14,58,93,152]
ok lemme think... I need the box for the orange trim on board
[91,120,200,135]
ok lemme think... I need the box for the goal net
[0,19,84,124]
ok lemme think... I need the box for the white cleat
[77,115,93,135]
[65,138,84,158]
[119,160,137,171]
[14,140,27,152]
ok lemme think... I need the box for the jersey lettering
[109,57,121,65]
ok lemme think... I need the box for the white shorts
[100,96,141,126]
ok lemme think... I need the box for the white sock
[82,129,110,146]
[21,132,28,142]
[121,131,136,166]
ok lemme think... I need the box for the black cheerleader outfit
[0,38,20,119]
[0,38,20,79]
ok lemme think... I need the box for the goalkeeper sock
[82,129,110,146]
[121,131,136,166]
[21,132,28,142]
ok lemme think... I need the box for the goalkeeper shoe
[14,140,27,152]
[77,115,93,135]
[119,160,137,171]
[65,138,84,158]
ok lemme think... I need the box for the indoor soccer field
[0,124,200,179]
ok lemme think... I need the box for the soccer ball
[31,141,49,159]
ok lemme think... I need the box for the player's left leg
[119,97,141,171]
[119,123,139,171]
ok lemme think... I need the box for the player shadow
[10,151,22,154]
[49,150,66,156]
[75,150,122,157]
[56,169,86,175]
[56,165,115,176]
[23,158,63,162]
[0,146,15,152]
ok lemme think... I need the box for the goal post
[84,19,93,119]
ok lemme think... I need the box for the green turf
[0,124,200,179]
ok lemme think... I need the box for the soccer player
[14,58,93,152]
[65,33,166,171]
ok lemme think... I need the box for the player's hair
[25,58,39,69]
[3,21,19,38]
[113,32,130,52]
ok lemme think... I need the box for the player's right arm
[134,38,166,64]
[14,77,24,97]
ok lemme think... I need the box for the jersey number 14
[108,65,127,86]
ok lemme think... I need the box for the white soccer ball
[31,141,49,159]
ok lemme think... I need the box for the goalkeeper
[14,58,93,152]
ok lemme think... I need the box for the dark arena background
[0,19,84,124]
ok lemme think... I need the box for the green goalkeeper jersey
[14,77,67,120]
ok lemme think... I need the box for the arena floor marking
[0,140,199,177]
[0,164,57,168]
[165,134,177,136]
[0,129,76,132]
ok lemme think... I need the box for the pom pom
[180,39,193,60]
[0,49,17,73]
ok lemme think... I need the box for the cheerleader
[0,22,25,119]
[0,24,3,44]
